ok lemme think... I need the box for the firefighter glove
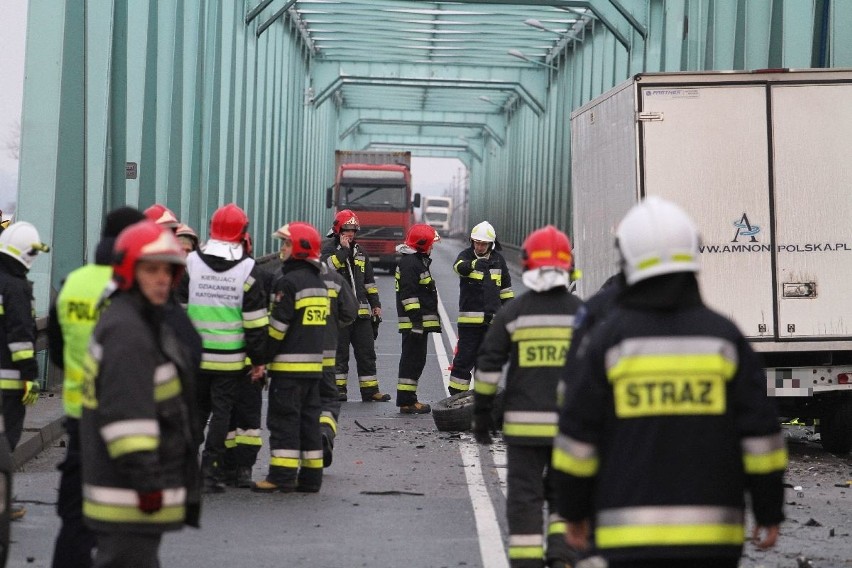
[472,412,493,445]
[21,381,40,405]
[371,315,382,339]
[137,490,163,514]
[411,326,424,335]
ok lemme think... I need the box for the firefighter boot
[234,466,253,489]
[201,453,226,494]
[361,391,391,402]
[10,504,26,521]
[399,401,431,414]
[251,479,296,493]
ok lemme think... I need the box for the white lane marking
[434,290,456,393]
[460,442,510,568]
[432,290,508,567]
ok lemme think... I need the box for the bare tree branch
[6,120,20,161]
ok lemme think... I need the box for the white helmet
[0,221,50,270]
[616,196,699,285]
[470,221,496,243]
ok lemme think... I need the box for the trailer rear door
[770,82,852,339]
[638,83,774,339]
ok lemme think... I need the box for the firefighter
[321,210,390,402]
[80,220,201,567]
[556,272,624,408]
[48,207,145,567]
[257,243,357,468]
[448,220,514,395]
[394,223,441,414]
[144,203,180,230]
[175,223,199,256]
[552,197,786,567]
[176,203,268,493]
[0,221,50,520]
[319,262,357,466]
[253,222,328,493]
[472,225,582,568]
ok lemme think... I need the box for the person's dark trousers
[266,377,323,490]
[226,376,263,470]
[448,325,488,395]
[320,366,342,422]
[93,531,162,568]
[52,418,96,568]
[336,318,380,396]
[395,331,429,406]
[197,371,240,480]
[2,392,25,449]
[506,444,575,568]
[319,366,341,467]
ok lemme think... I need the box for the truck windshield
[341,184,408,211]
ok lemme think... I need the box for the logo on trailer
[732,213,760,243]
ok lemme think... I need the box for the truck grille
[358,226,405,241]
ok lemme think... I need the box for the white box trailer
[571,69,852,453]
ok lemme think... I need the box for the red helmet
[329,209,360,237]
[274,221,321,264]
[144,204,179,229]
[210,203,249,243]
[405,223,440,253]
[112,220,186,290]
[522,225,573,271]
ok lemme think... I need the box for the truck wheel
[819,400,852,454]
[432,391,475,432]
[432,389,506,432]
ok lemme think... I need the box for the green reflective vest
[56,264,112,418]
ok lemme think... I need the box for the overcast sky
[0,0,26,213]
[0,0,26,177]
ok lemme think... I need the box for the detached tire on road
[432,389,506,432]
[819,400,852,454]
[433,391,475,432]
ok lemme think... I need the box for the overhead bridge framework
[16,0,852,313]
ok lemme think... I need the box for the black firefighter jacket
[0,256,38,389]
[81,290,202,534]
[321,238,380,319]
[394,251,441,334]
[552,274,786,562]
[474,285,582,446]
[453,247,514,326]
[267,260,328,380]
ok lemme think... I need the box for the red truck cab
[327,151,420,271]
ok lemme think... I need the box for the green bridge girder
[16,0,852,313]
